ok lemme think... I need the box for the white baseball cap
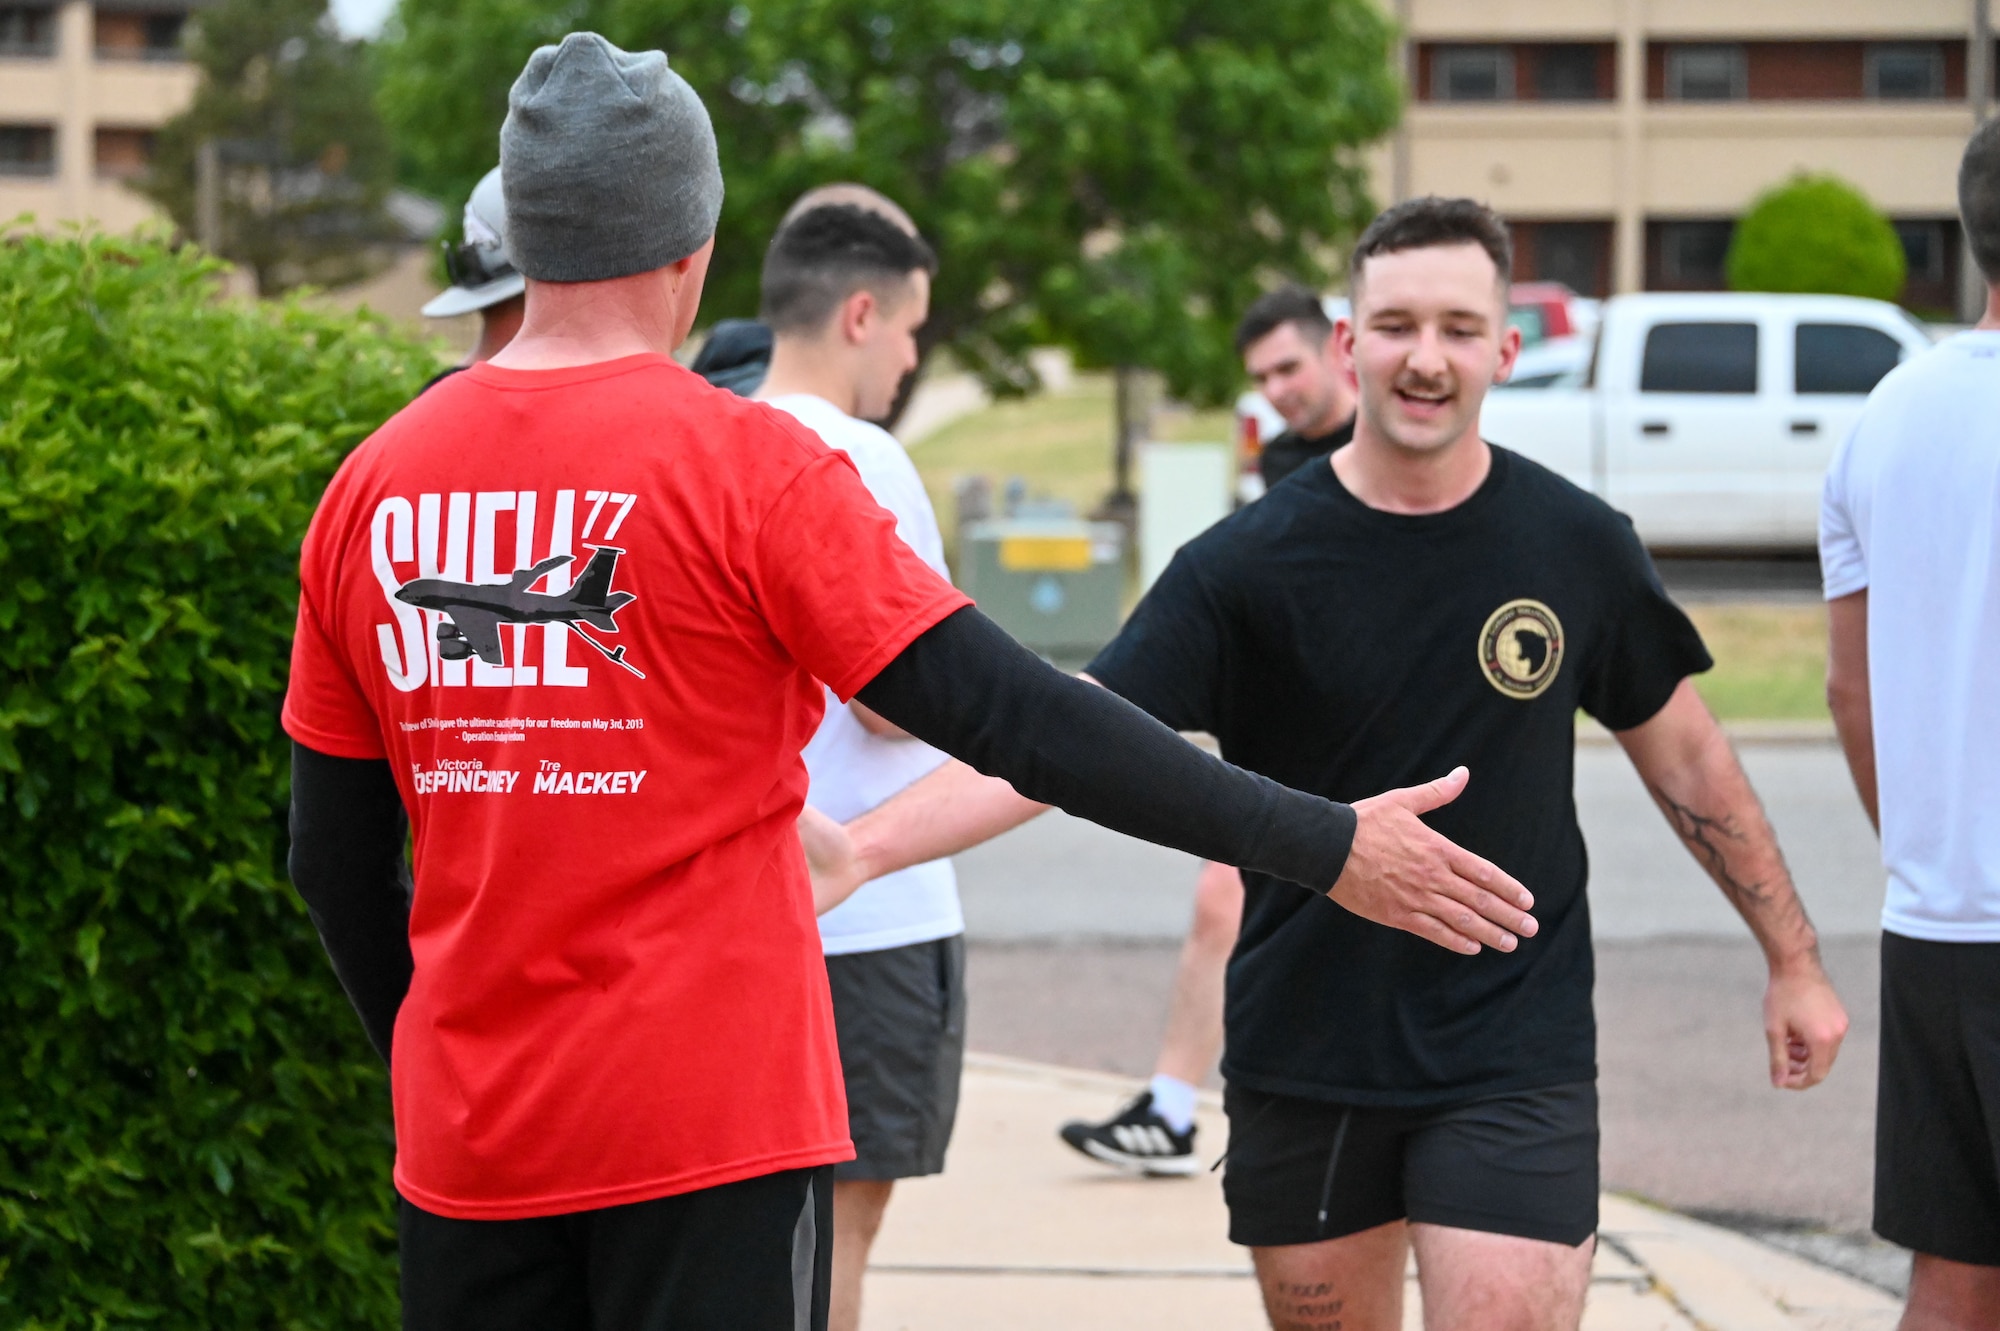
[421,167,527,318]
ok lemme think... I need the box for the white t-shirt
[767,393,965,955]
[1820,330,2000,942]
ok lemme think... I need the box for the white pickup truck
[1479,292,1935,550]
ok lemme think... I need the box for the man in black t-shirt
[805,197,1849,1330]
[1237,283,1358,491]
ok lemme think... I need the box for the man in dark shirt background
[1238,284,1357,491]
[808,197,1851,1330]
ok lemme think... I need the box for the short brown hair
[1350,197,1512,290]
[1234,284,1333,355]
[1961,118,2000,282]
[759,203,938,335]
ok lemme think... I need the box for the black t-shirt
[1258,416,1354,490]
[1087,447,1712,1107]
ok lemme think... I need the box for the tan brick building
[6,0,1991,318]
[0,1,201,234]
[1378,0,1995,316]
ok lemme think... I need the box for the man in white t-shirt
[754,192,956,1331]
[1822,118,2000,1330]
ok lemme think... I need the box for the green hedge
[1726,172,1907,302]
[0,229,435,1327]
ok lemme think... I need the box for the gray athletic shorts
[825,934,966,1181]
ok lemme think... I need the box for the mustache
[1392,374,1454,398]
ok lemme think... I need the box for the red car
[1505,281,1586,345]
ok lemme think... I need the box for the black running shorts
[1222,1080,1599,1248]
[825,933,967,1180]
[398,1165,833,1331]
[1875,931,2000,1265]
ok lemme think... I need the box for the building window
[1656,220,1735,288]
[1894,220,1947,283]
[1640,323,1759,394]
[1891,217,1963,314]
[95,10,187,61]
[1866,44,1945,99]
[0,5,55,56]
[1666,45,1747,101]
[0,123,56,176]
[1419,42,1613,103]
[1532,45,1602,101]
[1510,220,1613,298]
[1434,46,1514,102]
[95,127,156,180]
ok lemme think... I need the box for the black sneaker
[1058,1091,1200,1176]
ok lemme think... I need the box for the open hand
[1764,961,1848,1090]
[1329,767,1538,955]
[797,805,866,915]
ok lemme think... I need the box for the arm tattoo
[1645,782,1770,907]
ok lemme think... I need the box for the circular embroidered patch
[1478,599,1564,700]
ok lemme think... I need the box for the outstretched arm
[1614,679,1849,1089]
[288,743,414,1063]
[805,607,1539,956]
[831,758,1047,901]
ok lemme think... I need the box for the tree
[1726,173,1906,303]
[377,0,1400,442]
[144,0,402,295]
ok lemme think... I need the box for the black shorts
[1222,1080,1599,1248]
[398,1165,832,1331]
[1875,931,2000,1265]
[826,933,967,1180]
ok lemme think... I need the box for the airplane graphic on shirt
[393,545,643,678]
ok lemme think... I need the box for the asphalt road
[951,737,1901,1279]
[954,740,1884,942]
[1652,554,1826,603]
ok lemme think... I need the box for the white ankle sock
[1147,1074,1198,1134]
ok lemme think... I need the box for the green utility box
[958,518,1126,662]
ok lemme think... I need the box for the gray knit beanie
[499,32,724,282]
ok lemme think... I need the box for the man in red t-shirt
[284,33,1539,1331]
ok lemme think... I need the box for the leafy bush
[1726,173,1907,302]
[0,229,435,1327]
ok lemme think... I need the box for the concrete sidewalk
[863,1055,1901,1330]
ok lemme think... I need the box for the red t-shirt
[282,353,970,1220]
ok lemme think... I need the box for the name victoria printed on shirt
[411,758,649,796]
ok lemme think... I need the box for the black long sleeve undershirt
[286,605,1356,1062]
[856,607,1356,892]
[288,746,412,1062]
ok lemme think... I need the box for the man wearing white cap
[418,166,526,385]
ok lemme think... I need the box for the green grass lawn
[908,373,1232,554]
[1685,604,1830,722]
[911,379,1829,722]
